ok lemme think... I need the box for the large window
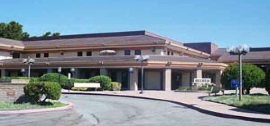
[124,50,130,55]
[77,52,83,56]
[12,53,20,58]
[44,53,49,57]
[86,51,92,56]
[135,50,141,55]
[36,53,41,58]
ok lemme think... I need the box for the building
[0,30,268,91]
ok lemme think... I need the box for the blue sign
[231,79,240,88]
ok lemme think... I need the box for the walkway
[63,90,270,123]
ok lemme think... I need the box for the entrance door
[121,71,129,90]
[171,72,182,90]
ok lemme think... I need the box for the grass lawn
[0,101,67,111]
[203,95,270,114]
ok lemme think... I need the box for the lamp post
[23,57,35,79]
[58,67,62,85]
[227,44,250,101]
[135,55,150,94]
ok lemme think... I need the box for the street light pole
[140,58,144,94]
[23,57,35,79]
[135,55,149,94]
[58,67,62,85]
[227,44,249,101]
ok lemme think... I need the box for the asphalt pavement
[61,94,270,126]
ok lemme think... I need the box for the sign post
[231,79,240,97]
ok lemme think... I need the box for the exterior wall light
[129,67,134,73]
[227,44,250,101]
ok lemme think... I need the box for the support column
[100,68,108,76]
[182,72,190,86]
[1,69,5,77]
[215,70,223,87]
[129,68,138,90]
[195,69,202,78]
[163,68,171,91]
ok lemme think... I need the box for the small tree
[221,63,265,94]
[264,70,270,95]
[89,75,112,90]
[24,82,61,103]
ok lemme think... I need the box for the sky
[1,0,270,48]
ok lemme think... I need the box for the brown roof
[0,38,24,49]
[211,48,270,63]
[23,31,183,49]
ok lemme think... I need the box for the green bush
[70,78,89,83]
[221,63,265,94]
[197,84,211,91]
[29,77,40,83]
[40,73,68,88]
[24,82,61,103]
[111,82,122,91]
[89,75,111,90]
[264,70,270,95]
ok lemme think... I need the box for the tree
[264,70,270,95]
[42,32,52,37]
[52,32,60,37]
[0,21,29,40]
[221,63,265,94]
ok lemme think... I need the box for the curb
[62,92,270,123]
[0,101,74,115]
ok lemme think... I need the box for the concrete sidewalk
[62,90,270,123]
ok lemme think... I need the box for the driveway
[61,94,269,126]
[0,109,90,126]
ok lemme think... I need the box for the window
[12,53,20,58]
[77,52,83,56]
[135,50,141,55]
[124,50,130,55]
[44,53,49,57]
[36,53,41,58]
[171,52,174,55]
[167,51,170,55]
[86,51,92,56]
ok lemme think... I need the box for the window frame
[134,50,141,55]
[124,50,131,55]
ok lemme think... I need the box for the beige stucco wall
[19,48,166,58]
[0,51,12,60]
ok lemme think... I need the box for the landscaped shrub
[264,70,270,95]
[111,82,122,91]
[197,84,212,91]
[29,77,40,83]
[70,78,89,83]
[24,82,61,103]
[221,63,265,94]
[39,73,68,88]
[89,75,111,90]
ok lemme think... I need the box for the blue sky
[1,0,270,47]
